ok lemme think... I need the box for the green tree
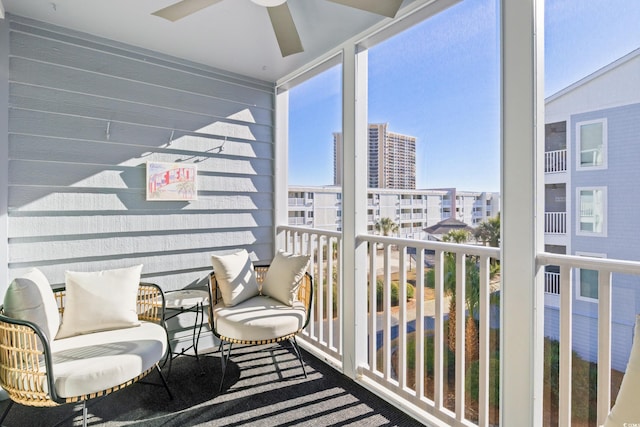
[442,229,470,244]
[425,232,481,357]
[474,214,500,247]
[374,279,415,311]
[375,217,399,236]
[440,229,471,352]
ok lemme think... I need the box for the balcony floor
[0,344,426,426]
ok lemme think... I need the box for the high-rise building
[334,123,416,189]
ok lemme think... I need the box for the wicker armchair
[0,281,172,427]
[209,264,313,392]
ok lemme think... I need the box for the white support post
[274,88,289,252]
[341,44,368,380]
[0,14,9,403]
[500,0,545,425]
[0,15,9,297]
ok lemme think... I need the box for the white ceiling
[1,0,414,82]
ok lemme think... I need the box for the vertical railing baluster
[478,254,490,427]
[309,233,319,340]
[319,236,326,346]
[434,248,444,411]
[369,242,377,372]
[455,252,466,421]
[383,243,392,381]
[415,247,425,400]
[398,245,407,390]
[328,236,335,352]
[336,236,343,354]
[559,265,573,427]
[597,270,612,426]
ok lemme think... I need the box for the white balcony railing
[545,149,567,173]
[277,225,640,427]
[278,225,343,364]
[545,211,567,234]
[544,271,560,294]
[537,253,640,427]
[278,225,500,426]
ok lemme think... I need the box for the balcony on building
[545,121,568,174]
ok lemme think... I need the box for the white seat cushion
[604,314,640,426]
[213,295,306,342]
[49,321,167,398]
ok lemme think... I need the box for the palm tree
[427,229,480,356]
[474,215,501,276]
[442,229,470,244]
[375,217,399,236]
[443,229,470,351]
[474,214,500,247]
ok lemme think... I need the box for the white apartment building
[288,186,500,239]
[543,48,640,371]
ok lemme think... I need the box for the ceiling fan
[151,0,404,57]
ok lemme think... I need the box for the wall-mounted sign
[146,161,197,201]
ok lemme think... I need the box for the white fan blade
[267,3,303,57]
[152,0,224,22]
[326,0,403,18]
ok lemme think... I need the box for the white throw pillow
[262,250,310,306]
[211,250,259,307]
[604,314,640,427]
[55,265,142,339]
[3,268,60,342]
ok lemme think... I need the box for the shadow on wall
[7,15,276,288]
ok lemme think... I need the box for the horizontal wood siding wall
[6,15,275,295]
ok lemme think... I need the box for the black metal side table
[163,289,209,375]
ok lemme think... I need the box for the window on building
[575,252,606,302]
[579,269,599,300]
[576,119,607,169]
[577,187,606,236]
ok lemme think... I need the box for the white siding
[4,15,276,349]
[546,49,640,122]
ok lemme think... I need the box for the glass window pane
[580,269,598,299]
[579,188,604,233]
[580,122,603,166]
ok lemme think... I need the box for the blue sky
[288,0,640,192]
